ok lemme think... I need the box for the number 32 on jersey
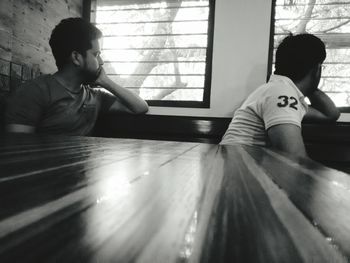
[277,95,298,110]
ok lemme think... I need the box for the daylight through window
[91,0,214,107]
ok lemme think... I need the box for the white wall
[148,0,273,117]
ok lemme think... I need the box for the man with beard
[5,18,148,135]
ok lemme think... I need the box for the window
[90,0,215,107]
[271,0,350,108]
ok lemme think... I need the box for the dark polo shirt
[5,75,116,135]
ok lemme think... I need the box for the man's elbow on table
[133,102,149,115]
[5,124,36,134]
[325,108,340,122]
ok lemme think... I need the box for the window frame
[268,0,350,112]
[83,0,215,108]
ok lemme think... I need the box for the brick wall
[0,0,83,88]
[0,0,83,129]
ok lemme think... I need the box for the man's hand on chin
[93,67,110,88]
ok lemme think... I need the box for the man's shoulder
[20,74,53,91]
[262,81,299,101]
[9,75,55,104]
[266,75,300,95]
[243,82,276,105]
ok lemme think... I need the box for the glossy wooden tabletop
[0,134,349,263]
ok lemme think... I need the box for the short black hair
[49,17,102,70]
[274,33,326,82]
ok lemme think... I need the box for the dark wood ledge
[93,114,231,143]
[94,114,350,173]
[94,113,350,143]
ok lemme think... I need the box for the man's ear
[310,64,321,76]
[304,64,318,81]
[71,51,84,67]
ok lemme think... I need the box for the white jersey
[220,75,308,146]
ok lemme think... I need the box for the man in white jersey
[221,34,340,158]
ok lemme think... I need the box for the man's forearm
[306,89,340,121]
[99,78,149,114]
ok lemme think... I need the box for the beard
[81,67,100,85]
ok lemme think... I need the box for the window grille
[91,0,215,107]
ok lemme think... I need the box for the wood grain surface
[0,134,349,263]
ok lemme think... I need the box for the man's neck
[53,68,84,93]
[294,75,314,97]
[293,80,306,96]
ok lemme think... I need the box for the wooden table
[0,134,349,263]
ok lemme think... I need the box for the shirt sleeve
[96,88,119,114]
[261,85,306,130]
[5,81,48,126]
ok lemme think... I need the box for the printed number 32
[277,95,298,110]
